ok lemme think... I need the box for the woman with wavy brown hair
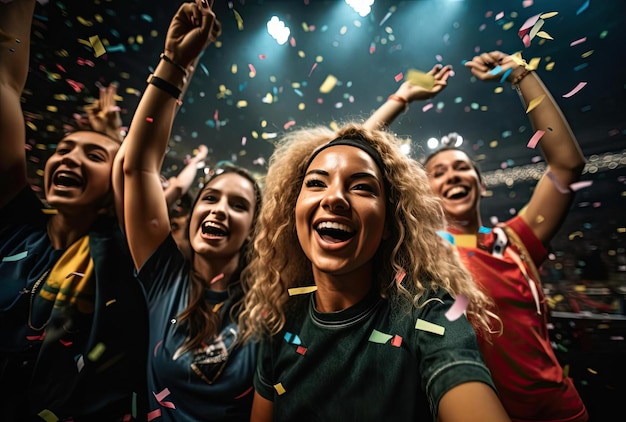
[240,123,508,421]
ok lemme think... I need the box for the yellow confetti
[87,342,106,361]
[453,234,477,248]
[89,35,106,58]
[545,62,555,71]
[527,57,541,70]
[231,64,238,74]
[288,286,318,296]
[319,75,338,93]
[415,319,445,335]
[405,69,435,90]
[503,21,514,31]
[37,410,59,422]
[233,9,244,31]
[236,100,248,108]
[535,215,544,223]
[525,94,546,113]
[581,50,594,59]
[587,367,598,375]
[536,31,554,40]
[274,383,286,395]
[539,11,559,19]
[41,208,58,215]
[105,299,117,306]
[77,16,94,27]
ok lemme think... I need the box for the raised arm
[364,64,453,131]
[464,51,586,244]
[0,0,36,209]
[163,144,208,209]
[122,0,220,269]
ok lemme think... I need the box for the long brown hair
[176,164,262,354]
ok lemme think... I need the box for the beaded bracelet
[147,74,182,104]
[510,68,532,87]
[159,53,188,78]
[388,94,409,111]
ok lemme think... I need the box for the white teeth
[316,221,354,233]
[446,186,467,198]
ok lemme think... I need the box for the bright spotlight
[345,0,375,17]
[267,16,290,45]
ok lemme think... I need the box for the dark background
[22,0,626,419]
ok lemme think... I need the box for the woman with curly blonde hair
[240,123,508,421]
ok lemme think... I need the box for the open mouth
[444,186,469,200]
[53,171,82,188]
[315,221,355,242]
[202,221,228,237]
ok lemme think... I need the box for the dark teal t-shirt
[254,287,496,421]
[137,236,257,421]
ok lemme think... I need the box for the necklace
[28,269,51,331]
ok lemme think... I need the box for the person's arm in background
[464,51,586,244]
[0,0,36,209]
[122,0,220,269]
[364,64,453,131]
[163,144,208,209]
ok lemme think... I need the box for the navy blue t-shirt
[137,236,257,421]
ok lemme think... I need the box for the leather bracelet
[146,74,182,104]
[159,53,188,78]
[388,94,409,111]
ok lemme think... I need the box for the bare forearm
[516,72,585,178]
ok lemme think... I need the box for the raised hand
[82,83,124,141]
[463,51,524,83]
[397,64,454,102]
[164,0,221,72]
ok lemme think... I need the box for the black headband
[304,136,387,178]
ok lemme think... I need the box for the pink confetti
[569,180,593,191]
[522,34,531,48]
[296,346,307,355]
[527,130,545,149]
[562,82,587,98]
[445,294,469,321]
[289,37,296,47]
[145,117,154,123]
[395,270,406,284]
[422,103,434,112]
[66,79,85,93]
[283,120,296,130]
[241,136,247,146]
[369,42,376,54]
[147,409,161,421]
[248,64,256,75]
[495,11,504,20]
[394,72,403,82]
[308,62,317,77]
[522,0,533,7]
[210,273,225,284]
[570,37,587,47]
[546,171,571,194]
[518,13,541,38]
[258,54,266,60]
[154,388,171,402]
[391,335,403,347]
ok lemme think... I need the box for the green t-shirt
[254,287,495,421]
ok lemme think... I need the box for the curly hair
[239,123,500,343]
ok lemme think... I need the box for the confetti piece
[394,72,403,82]
[2,251,28,262]
[76,355,85,372]
[395,269,406,284]
[87,342,106,361]
[527,130,545,148]
[147,409,161,421]
[368,329,393,344]
[308,62,317,77]
[525,94,545,113]
[547,171,571,194]
[88,35,106,58]
[570,37,587,46]
[284,332,302,345]
[234,386,254,399]
[422,103,434,112]
[274,383,286,395]
[437,230,455,244]
[405,69,435,89]
[535,31,554,40]
[210,273,225,284]
[391,335,403,347]
[37,410,59,422]
[105,299,117,306]
[145,117,154,123]
[518,13,540,38]
[415,319,445,336]
[296,345,307,355]
[445,295,469,321]
[319,74,338,93]
[453,234,477,248]
[576,0,589,15]
[569,180,593,191]
[562,82,587,98]
[288,285,317,296]
[233,9,244,30]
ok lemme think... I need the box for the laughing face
[43,131,120,215]
[424,149,484,225]
[295,145,387,278]
[188,172,256,260]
